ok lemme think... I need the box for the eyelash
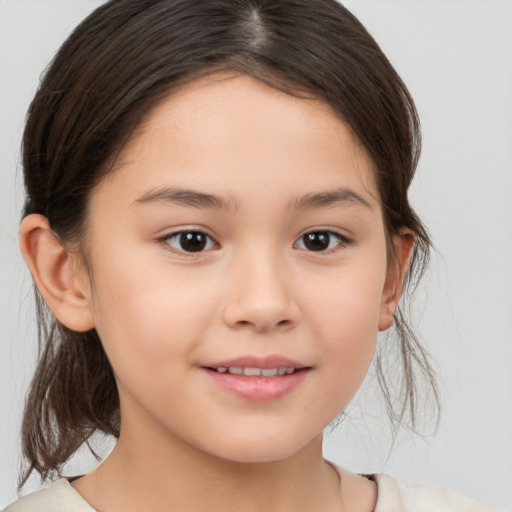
[294,230,351,253]
[158,229,351,256]
[159,230,218,255]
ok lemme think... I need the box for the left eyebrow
[133,187,238,212]
[290,188,373,211]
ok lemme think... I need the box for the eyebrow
[134,187,238,212]
[290,188,372,211]
[133,186,372,212]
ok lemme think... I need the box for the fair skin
[20,74,412,512]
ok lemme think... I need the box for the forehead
[105,73,379,206]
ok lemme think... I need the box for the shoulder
[4,479,96,512]
[373,473,500,512]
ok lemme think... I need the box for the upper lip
[202,355,308,370]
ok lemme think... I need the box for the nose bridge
[222,240,298,332]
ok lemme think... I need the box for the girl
[3,1,501,510]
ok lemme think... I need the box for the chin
[200,429,321,465]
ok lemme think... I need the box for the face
[81,74,399,463]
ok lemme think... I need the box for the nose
[222,248,300,333]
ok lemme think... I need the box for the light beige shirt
[4,475,500,511]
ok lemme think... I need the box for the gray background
[1,0,511,509]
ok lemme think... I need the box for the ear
[19,214,95,332]
[379,229,415,331]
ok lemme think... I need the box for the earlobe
[378,230,415,331]
[19,214,95,332]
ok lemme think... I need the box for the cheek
[302,258,386,386]
[88,252,217,372]
[308,262,386,337]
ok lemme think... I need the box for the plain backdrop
[1,0,511,509]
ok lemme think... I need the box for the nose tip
[229,311,295,333]
[221,260,299,333]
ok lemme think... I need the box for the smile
[202,357,310,401]
[213,366,298,376]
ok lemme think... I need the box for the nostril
[223,295,299,332]
[232,318,293,332]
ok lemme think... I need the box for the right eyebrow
[133,187,239,212]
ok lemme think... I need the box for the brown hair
[20,0,438,486]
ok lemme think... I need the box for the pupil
[180,232,207,252]
[304,232,330,251]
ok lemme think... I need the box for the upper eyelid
[160,226,216,239]
[158,227,350,239]
[293,229,351,251]
[158,228,219,253]
[296,228,351,242]
[157,227,351,249]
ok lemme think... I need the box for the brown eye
[164,231,216,253]
[295,231,347,252]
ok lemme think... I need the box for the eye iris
[180,232,207,252]
[304,232,330,251]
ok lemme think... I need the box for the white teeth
[215,366,298,376]
[244,367,262,376]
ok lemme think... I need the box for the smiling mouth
[209,366,302,377]
[203,361,310,400]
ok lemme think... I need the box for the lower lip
[203,369,309,401]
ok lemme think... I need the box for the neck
[75,429,342,512]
